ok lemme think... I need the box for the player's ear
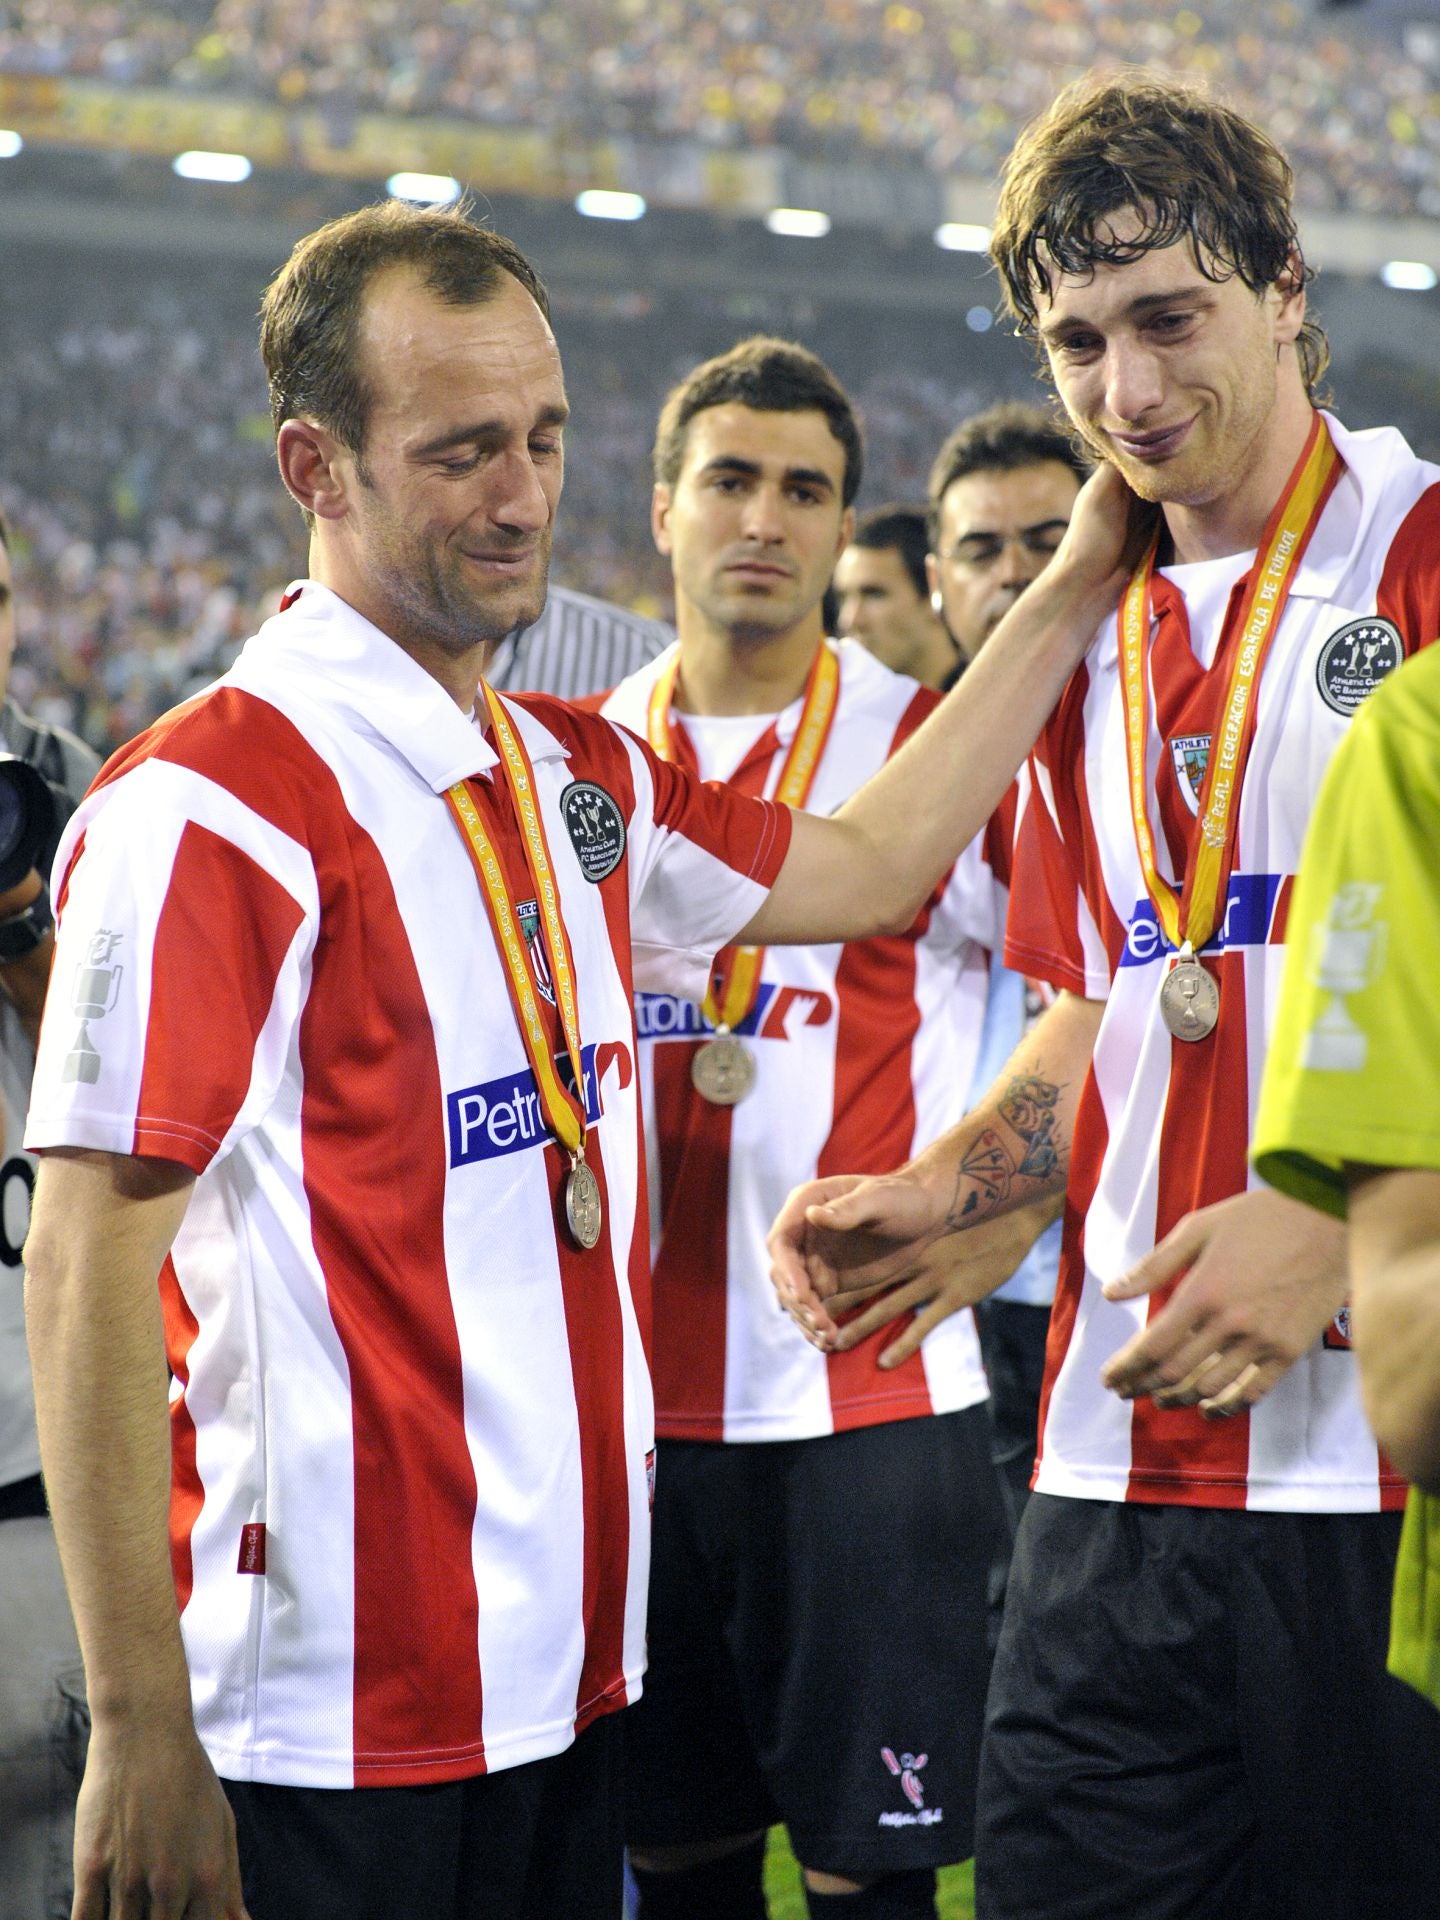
[926,551,941,607]
[835,504,856,561]
[652,483,674,557]
[278,419,351,522]
[1272,244,1307,346]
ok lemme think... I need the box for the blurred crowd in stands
[0,257,1023,754]
[2,0,1438,218]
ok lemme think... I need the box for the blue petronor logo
[1120,872,1286,970]
[446,1040,632,1168]
[634,983,834,1043]
[1316,618,1402,717]
[1168,733,1211,816]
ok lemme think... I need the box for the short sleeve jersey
[602,639,1008,1441]
[1005,416,1440,1513]
[1254,642,1440,1209]
[25,583,791,1788]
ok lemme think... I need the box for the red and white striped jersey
[25,583,791,1788]
[602,639,1008,1442]
[1007,416,1440,1513]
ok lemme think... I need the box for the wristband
[0,880,53,962]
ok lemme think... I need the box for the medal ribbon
[647,642,840,1030]
[1119,413,1343,953]
[445,685,587,1158]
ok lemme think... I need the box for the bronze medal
[691,1031,757,1106]
[564,1157,603,1249]
[1159,952,1220,1043]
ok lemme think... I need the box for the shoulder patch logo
[1168,733,1211,815]
[561,780,626,883]
[1316,618,1402,717]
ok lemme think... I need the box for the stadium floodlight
[966,306,995,333]
[575,189,647,221]
[386,171,462,206]
[0,131,22,159]
[765,208,831,239]
[1380,260,1437,292]
[935,222,991,253]
[173,150,253,184]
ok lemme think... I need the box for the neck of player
[671,607,827,716]
[1162,371,1317,567]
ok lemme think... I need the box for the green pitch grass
[763,1828,975,1918]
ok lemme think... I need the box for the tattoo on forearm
[947,1073,1067,1227]
[947,1130,1015,1225]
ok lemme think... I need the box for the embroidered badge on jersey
[1316,618,1403,717]
[1168,733,1212,816]
[1323,1305,1355,1351]
[516,898,557,1006]
[561,780,626,882]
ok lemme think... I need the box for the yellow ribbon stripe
[647,643,840,1034]
[1119,414,1342,955]
[446,688,587,1157]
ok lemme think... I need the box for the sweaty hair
[653,336,864,507]
[849,504,932,601]
[990,71,1328,397]
[927,403,1088,546]
[259,198,550,455]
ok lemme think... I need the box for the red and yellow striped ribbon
[446,684,586,1156]
[647,642,839,1030]
[1119,413,1343,952]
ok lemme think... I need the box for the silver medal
[564,1157,603,1250]
[1158,950,1220,1042]
[691,1031,757,1106]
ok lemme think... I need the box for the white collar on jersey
[246,582,571,793]
[1284,412,1421,604]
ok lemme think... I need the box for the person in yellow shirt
[1253,641,1440,1711]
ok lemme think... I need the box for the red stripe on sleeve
[1376,481,1440,660]
[159,1255,203,1614]
[134,822,305,1171]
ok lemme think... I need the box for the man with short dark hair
[926,403,1088,671]
[21,205,1126,1919]
[833,503,957,689]
[603,337,1034,1920]
[772,73,1440,1917]
[0,508,98,1920]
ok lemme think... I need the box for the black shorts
[977,1493,1440,1920]
[625,1406,1003,1876]
[224,1711,624,1920]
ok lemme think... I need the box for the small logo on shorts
[1316,618,1402,717]
[879,1743,948,1827]
[561,781,626,883]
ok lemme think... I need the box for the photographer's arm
[0,868,54,1045]
[24,1148,249,1920]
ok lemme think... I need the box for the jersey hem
[1001,935,1105,1001]
[203,1668,639,1788]
[655,1384,987,1444]
[1032,1462,1408,1513]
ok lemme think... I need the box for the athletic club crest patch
[516,898,557,1005]
[561,780,627,883]
[1169,733,1211,815]
[1316,618,1402,717]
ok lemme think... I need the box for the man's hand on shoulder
[1099,1188,1348,1417]
[74,1716,249,1920]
